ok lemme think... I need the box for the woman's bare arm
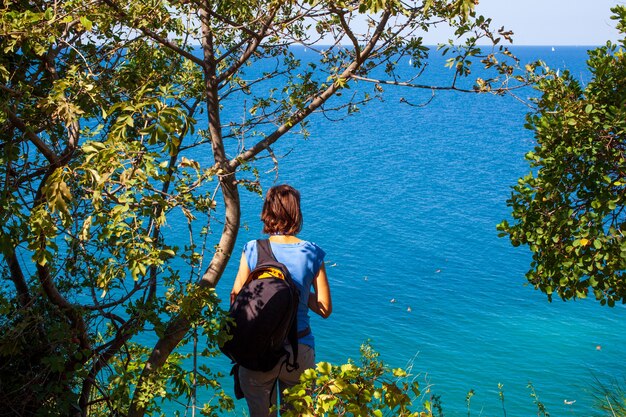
[308,263,332,318]
[230,253,250,305]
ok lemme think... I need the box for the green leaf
[316,362,332,376]
[80,16,93,31]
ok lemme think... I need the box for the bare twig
[229,10,394,170]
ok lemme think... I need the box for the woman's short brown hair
[261,184,303,235]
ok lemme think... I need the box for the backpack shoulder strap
[255,239,276,267]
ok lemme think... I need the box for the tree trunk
[127,4,241,416]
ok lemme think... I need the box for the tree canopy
[498,6,626,307]
[1,0,526,415]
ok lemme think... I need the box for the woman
[230,184,332,417]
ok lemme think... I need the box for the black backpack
[221,239,300,381]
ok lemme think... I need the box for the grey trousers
[239,344,315,417]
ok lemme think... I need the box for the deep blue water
[172,46,626,416]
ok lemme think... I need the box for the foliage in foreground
[278,343,578,417]
[498,6,626,307]
[594,377,626,417]
[283,343,434,417]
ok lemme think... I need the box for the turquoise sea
[177,46,626,416]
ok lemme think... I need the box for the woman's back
[242,239,326,348]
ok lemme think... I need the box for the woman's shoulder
[300,240,326,258]
[242,239,258,253]
[243,238,324,256]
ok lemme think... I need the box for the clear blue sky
[423,0,622,45]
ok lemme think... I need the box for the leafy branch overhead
[1,0,531,416]
[498,6,626,307]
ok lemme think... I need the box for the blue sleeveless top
[242,239,326,348]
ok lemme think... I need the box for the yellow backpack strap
[255,267,285,280]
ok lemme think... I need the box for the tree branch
[350,74,477,92]
[351,73,532,94]
[330,5,361,61]
[216,6,279,85]
[4,107,61,166]
[128,4,242,415]
[3,249,32,307]
[36,263,90,352]
[228,10,393,170]
[79,318,138,417]
[100,0,206,68]
[208,9,262,41]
